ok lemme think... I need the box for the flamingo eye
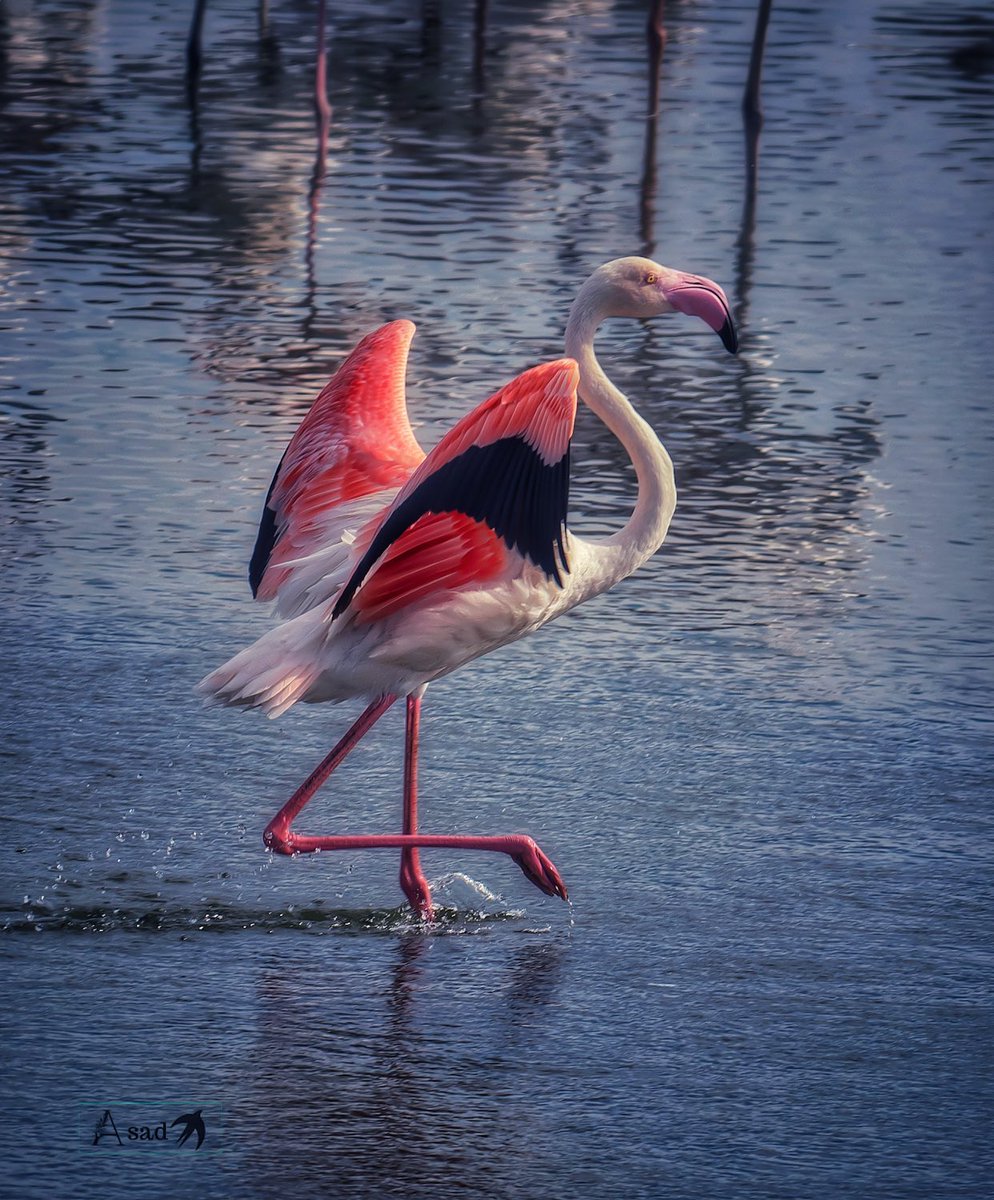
[644,273,657,285]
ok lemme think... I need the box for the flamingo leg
[263,694,398,853]
[264,692,569,907]
[399,694,435,919]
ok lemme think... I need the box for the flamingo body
[200,257,737,917]
[202,354,579,715]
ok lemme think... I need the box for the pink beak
[664,274,738,354]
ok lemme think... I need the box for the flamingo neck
[564,295,676,590]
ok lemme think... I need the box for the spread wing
[332,358,578,625]
[249,320,425,617]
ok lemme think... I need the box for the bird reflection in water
[246,936,568,1194]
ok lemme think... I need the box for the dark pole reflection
[186,0,207,98]
[421,0,442,62]
[472,0,489,97]
[742,0,773,143]
[256,0,281,87]
[186,23,204,187]
[639,0,667,257]
[736,0,772,331]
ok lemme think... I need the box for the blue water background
[1,1,992,1196]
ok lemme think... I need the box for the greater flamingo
[200,257,737,919]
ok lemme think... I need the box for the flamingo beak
[664,275,738,355]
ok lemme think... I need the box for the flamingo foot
[506,835,569,901]
[399,848,434,921]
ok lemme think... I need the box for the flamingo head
[580,256,738,354]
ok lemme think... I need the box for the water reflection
[735,0,772,333]
[638,0,667,258]
[472,0,489,98]
[876,3,994,100]
[247,936,568,1194]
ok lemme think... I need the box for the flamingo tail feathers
[197,606,330,718]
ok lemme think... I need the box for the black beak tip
[719,317,739,355]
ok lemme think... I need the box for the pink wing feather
[336,358,579,624]
[352,512,508,623]
[250,320,425,616]
[402,355,577,477]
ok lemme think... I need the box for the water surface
[1,1,992,1197]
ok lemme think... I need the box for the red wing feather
[271,320,424,514]
[336,358,578,622]
[352,512,508,623]
[251,321,426,611]
[415,357,578,474]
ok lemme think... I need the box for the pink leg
[263,694,398,854]
[399,694,434,920]
[282,831,568,902]
[264,692,569,907]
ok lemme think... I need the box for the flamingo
[199,257,737,919]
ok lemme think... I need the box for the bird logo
[171,1109,206,1150]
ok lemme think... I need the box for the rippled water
[2,1,992,1197]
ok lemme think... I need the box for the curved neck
[565,295,676,586]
